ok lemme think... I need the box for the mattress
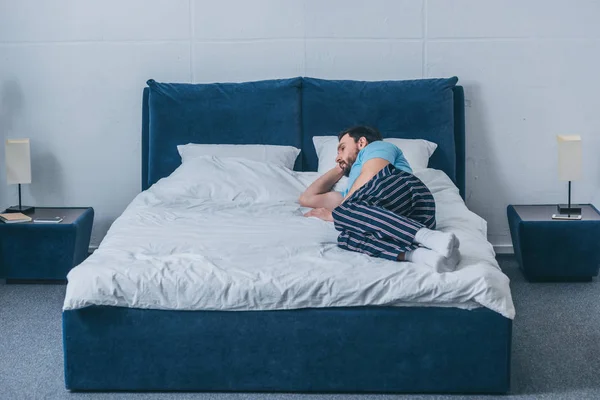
[63,157,515,319]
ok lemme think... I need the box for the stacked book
[0,212,32,224]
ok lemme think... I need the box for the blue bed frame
[63,77,512,393]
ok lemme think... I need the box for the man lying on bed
[299,125,460,272]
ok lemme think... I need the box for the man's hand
[303,208,334,222]
[333,163,345,176]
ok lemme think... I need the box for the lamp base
[557,204,582,215]
[4,205,35,214]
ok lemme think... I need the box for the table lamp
[5,138,35,214]
[555,135,581,218]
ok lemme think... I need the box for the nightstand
[507,204,600,282]
[0,207,94,282]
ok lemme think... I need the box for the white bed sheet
[64,160,515,319]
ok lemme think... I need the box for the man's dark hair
[338,125,383,144]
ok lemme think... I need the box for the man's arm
[341,158,390,203]
[303,158,391,222]
[299,166,344,210]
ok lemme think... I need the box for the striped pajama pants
[332,164,436,261]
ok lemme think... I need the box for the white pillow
[152,156,307,204]
[177,143,301,170]
[312,136,438,174]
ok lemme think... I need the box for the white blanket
[64,157,515,319]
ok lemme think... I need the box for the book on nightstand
[0,212,32,223]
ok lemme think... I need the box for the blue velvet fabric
[63,305,511,393]
[452,86,466,200]
[301,77,459,180]
[0,208,94,280]
[145,78,303,188]
[507,204,600,281]
[141,87,150,191]
[142,77,465,196]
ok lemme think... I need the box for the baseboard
[493,244,514,255]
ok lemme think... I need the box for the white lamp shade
[557,135,582,181]
[5,139,32,185]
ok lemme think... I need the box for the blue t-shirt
[341,141,412,197]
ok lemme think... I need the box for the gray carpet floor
[1,255,599,400]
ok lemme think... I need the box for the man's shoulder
[363,141,398,158]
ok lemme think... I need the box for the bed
[62,76,514,393]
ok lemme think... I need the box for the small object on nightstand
[4,138,35,214]
[554,135,582,218]
[551,213,582,220]
[33,216,63,224]
[0,212,32,224]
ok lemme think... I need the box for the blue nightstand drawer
[507,204,600,282]
[0,207,94,281]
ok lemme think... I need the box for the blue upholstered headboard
[141,77,466,199]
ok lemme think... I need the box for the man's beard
[341,153,357,177]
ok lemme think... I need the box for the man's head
[336,126,383,176]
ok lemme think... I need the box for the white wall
[1,0,599,250]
